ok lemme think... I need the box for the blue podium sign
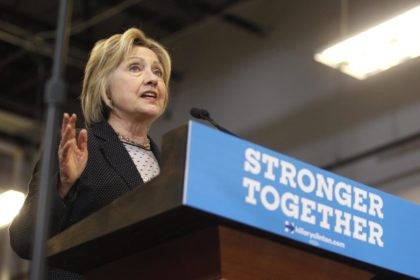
[183,121,420,278]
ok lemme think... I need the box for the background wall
[152,0,420,202]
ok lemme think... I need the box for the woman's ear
[100,87,113,119]
[101,103,111,120]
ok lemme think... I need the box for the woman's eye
[153,68,163,77]
[129,64,142,72]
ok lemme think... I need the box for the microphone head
[190,108,210,120]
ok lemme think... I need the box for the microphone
[190,107,238,137]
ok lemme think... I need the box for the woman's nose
[144,68,158,86]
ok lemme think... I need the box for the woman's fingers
[59,116,87,162]
[61,113,69,135]
[60,113,70,143]
[61,113,76,135]
[59,138,76,162]
[70,113,77,137]
[78,129,88,152]
[60,114,77,147]
[59,124,73,154]
[58,113,87,196]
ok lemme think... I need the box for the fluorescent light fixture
[314,5,420,79]
[0,190,25,228]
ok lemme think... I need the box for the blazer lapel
[91,122,143,190]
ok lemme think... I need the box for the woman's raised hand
[57,113,88,199]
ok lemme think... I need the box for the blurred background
[1,0,420,278]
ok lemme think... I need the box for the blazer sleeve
[8,159,76,259]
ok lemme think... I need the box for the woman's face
[108,46,167,123]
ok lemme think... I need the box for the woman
[9,27,171,279]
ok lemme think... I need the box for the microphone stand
[190,108,239,138]
[205,116,238,138]
[30,1,72,279]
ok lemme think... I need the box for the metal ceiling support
[9,76,43,95]
[37,0,145,39]
[0,23,85,69]
[71,0,144,35]
[0,49,27,71]
[222,13,266,37]
[0,0,253,71]
[0,29,54,57]
[0,140,25,188]
[0,110,39,139]
[0,0,145,69]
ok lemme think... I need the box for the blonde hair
[81,27,171,126]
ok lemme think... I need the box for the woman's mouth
[140,91,157,100]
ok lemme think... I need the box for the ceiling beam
[0,22,86,69]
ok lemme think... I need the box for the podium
[47,122,419,279]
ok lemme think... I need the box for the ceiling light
[0,190,25,228]
[314,5,420,80]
